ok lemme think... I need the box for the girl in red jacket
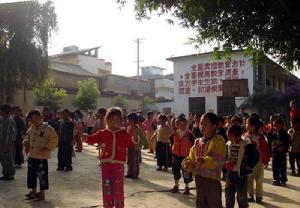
[243,116,270,204]
[169,116,195,194]
[86,107,133,208]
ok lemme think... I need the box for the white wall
[156,101,174,114]
[171,51,254,115]
[78,55,111,75]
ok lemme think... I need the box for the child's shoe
[281,181,287,187]
[256,197,263,204]
[163,167,168,171]
[65,167,73,172]
[34,192,45,201]
[169,185,179,193]
[248,195,255,203]
[25,192,37,200]
[183,187,190,195]
[272,180,281,186]
[56,167,64,171]
[156,167,162,171]
[291,170,296,176]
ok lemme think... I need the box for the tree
[140,96,156,112]
[34,78,67,111]
[0,0,57,104]
[73,78,100,111]
[111,94,129,109]
[120,0,300,70]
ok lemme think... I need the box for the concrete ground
[1,143,300,208]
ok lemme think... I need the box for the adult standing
[12,106,27,168]
[0,104,17,180]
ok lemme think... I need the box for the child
[243,117,270,203]
[151,114,173,171]
[169,116,195,194]
[23,109,58,201]
[86,107,133,208]
[288,118,300,176]
[290,99,300,122]
[225,125,259,208]
[191,114,203,138]
[91,108,107,134]
[144,112,156,154]
[57,109,74,171]
[182,113,226,208]
[126,113,147,179]
[271,118,291,186]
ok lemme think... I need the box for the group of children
[1,99,299,208]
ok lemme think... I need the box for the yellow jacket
[187,134,226,180]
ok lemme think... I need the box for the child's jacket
[288,128,300,153]
[171,130,195,157]
[242,132,270,165]
[226,139,259,178]
[23,122,58,159]
[187,134,226,180]
[87,128,133,164]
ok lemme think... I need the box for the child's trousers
[101,162,124,208]
[272,152,287,182]
[225,171,248,208]
[247,162,264,199]
[289,152,300,172]
[127,147,140,178]
[195,175,222,208]
[27,158,49,190]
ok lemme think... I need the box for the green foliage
[121,0,300,70]
[73,78,100,111]
[0,0,57,104]
[140,96,156,112]
[34,78,67,111]
[111,94,129,109]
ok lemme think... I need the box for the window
[217,96,235,116]
[189,97,205,114]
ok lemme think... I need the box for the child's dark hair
[97,108,107,115]
[27,109,42,120]
[228,125,244,138]
[0,104,12,115]
[158,114,168,123]
[247,117,263,132]
[218,116,225,124]
[147,111,154,118]
[195,113,202,120]
[231,116,242,125]
[175,116,187,124]
[250,112,260,119]
[274,118,285,126]
[202,112,219,126]
[128,113,139,124]
[105,107,123,122]
[138,115,145,123]
[62,109,70,114]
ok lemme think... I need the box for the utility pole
[134,38,144,99]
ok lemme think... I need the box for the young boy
[57,109,74,171]
[182,113,226,208]
[272,118,291,186]
[225,125,259,208]
[288,118,300,176]
[126,113,147,179]
[151,114,173,171]
[169,116,195,194]
[23,109,58,200]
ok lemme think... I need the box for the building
[50,46,112,75]
[165,50,299,116]
[13,46,153,112]
[139,66,174,100]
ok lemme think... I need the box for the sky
[46,0,210,76]
[1,0,299,77]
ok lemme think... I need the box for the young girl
[182,113,226,208]
[151,114,173,171]
[86,107,133,208]
[243,116,270,203]
[169,116,195,194]
[126,113,147,179]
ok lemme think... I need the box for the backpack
[245,143,260,169]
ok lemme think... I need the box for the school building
[156,50,299,116]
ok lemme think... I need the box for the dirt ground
[0,143,300,208]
